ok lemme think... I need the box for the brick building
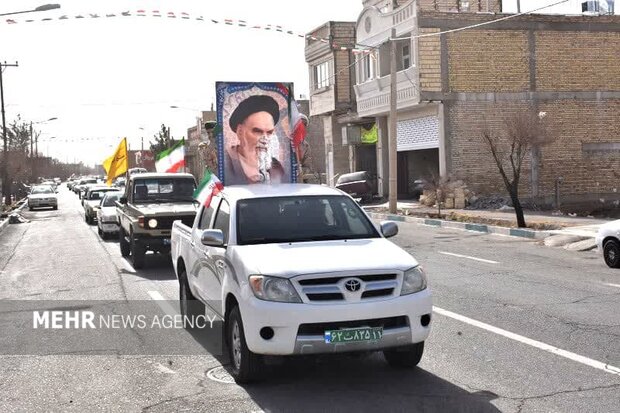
[305,21,379,187]
[350,0,619,207]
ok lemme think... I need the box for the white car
[97,191,123,239]
[596,220,620,268]
[171,184,432,383]
[28,185,58,210]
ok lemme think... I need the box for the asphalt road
[0,187,618,412]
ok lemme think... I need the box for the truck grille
[295,273,399,303]
[149,215,195,230]
[297,316,408,336]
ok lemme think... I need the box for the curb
[0,199,28,235]
[367,212,551,240]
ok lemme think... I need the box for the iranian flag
[155,140,186,172]
[194,170,224,207]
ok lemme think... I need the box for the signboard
[216,82,298,185]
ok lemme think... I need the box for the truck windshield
[102,193,121,207]
[133,178,196,203]
[236,195,380,245]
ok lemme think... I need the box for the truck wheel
[227,306,261,383]
[383,342,424,368]
[603,239,620,268]
[119,228,131,257]
[179,272,204,326]
[131,237,146,269]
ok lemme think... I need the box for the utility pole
[516,0,520,13]
[1,61,19,207]
[388,28,398,214]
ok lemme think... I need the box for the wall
[298,100,326,174]
[417,11,620,205]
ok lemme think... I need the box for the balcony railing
[354,66,419,117]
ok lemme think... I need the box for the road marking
[154,363,176,374]
[438,251,499,264]
[433,306,620,377]
[603,283,620,289]
[148,290,179,316]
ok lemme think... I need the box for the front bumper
[100,222,119,233]
[133,233,171,251]
[29,199,57,208]
[239,288,432,355]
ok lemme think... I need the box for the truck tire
[603,239,620,268]
[119,228,131,257]
[131,236,146,269]
[179,272,204,326]
[227,306,261,383]
[383,342,424,368]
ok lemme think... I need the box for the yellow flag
[103,138,128,186]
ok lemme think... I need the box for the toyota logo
[344,279,362,292]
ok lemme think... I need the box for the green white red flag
[193,170,224,207]
[155,140,186,173]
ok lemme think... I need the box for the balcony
[354,65,420,117]
[356,0,416,46]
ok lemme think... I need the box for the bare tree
[422,172,452,216]
[481,109,554,228]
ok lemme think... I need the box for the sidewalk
[363,200,613,241]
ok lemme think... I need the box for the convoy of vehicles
[170,184,432,382]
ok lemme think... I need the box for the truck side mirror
[201,229,224,247]
[120,196,127,204]
[380,221,399,238]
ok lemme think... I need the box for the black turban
[229,95,280,132]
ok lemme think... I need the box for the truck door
[189,200,217,300]
[197,197,229,311]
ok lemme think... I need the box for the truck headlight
[248,275,302,303]
[148,218,158,229]
[401,266,427,295]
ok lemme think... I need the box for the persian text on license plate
[324,327,383,343]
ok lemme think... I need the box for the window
[199,204,215,229]
[102,193,121,207]
[132,178,196,203]
[213,200,230,244]
[314,61,330,90]
[360,52,375,82]
[236,195,380,245]
[402,44,411,69]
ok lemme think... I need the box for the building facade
[305,21,380,188]
[353,0,620,208]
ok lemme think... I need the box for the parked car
[116,172,198,268]
[83,186,121,225]
[170,184,432,383]
[74,178,97,195]
[28,185,58,210]
[596,220,620,268]
[97,192,123,238]
[335,171,377,202]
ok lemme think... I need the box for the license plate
[324,327,383,343]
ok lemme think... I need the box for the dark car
[335,171,377,202]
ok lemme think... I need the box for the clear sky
[0,0,613,166]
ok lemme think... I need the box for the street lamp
[30,117,58,182]
[0,4,61,17]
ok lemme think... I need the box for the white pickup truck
[170,184,432,383]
